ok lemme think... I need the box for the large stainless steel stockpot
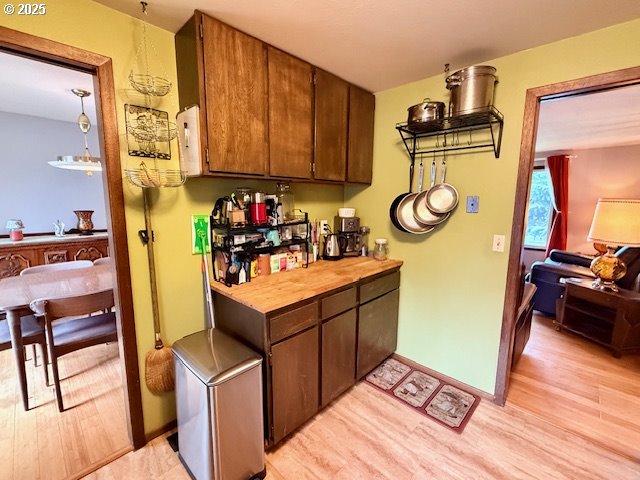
[446,65,497,116]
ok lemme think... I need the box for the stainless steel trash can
[173,328,266,480]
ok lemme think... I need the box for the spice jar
[373,238,388,261]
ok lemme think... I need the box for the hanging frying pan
[395,162,435,234]
[389,162,414,232]
[413,155,450,225]
[425,153,459,214]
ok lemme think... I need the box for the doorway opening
[0,26,144,478]
[494,66,640,460]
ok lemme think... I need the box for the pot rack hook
[468,129,472,145]
[444,63,450,74]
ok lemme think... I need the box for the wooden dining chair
[93,257,111,266]
[30,289,117,412]
[0,313,49,385]
[20,260,93,276]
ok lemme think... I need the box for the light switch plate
[466,195,479,213]
[492,234,506,252]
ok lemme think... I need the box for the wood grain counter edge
[210,257,403,314]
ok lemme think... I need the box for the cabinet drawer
[321,287,357,320]
[360,271,400,304]
[270,302,318,343]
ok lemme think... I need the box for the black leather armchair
[529,247,640,316]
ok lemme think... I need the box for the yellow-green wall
[346,18,640,393]
[4,0,639,431]
[1,0,343,433]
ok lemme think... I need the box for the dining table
[0,264,113,410]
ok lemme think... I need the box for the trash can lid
[172,328,262,386]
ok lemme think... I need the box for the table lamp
[587,198,640,292]
[6,219,25,241]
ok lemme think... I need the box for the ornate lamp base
[590,246,626,292]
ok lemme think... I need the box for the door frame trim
[0,26,145,447]
[493,65,640,405]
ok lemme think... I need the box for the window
[524,167,554,249]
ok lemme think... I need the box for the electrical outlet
[492,234,506,252]
[319,220,329,234]
[466,195,479,213]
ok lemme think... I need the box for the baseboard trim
[145,419,178,443]
[67,445,132,480]
[391,353,495,403]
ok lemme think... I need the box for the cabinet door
[271,326,319,444]
[347,86,375,184]
[268,48,313,179]
[321,309,356,407]
[357,289,399,379]
[202,15,268,175]
[314,69,348,181]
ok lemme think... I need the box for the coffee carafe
[323,234,346,261]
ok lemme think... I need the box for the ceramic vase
[74,210,94,235]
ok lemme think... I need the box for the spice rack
[210,212,311,286]
[395,106,504,160]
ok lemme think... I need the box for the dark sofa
[529,247,640,316]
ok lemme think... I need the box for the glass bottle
[373,238,389,261]
[275,183,295,222]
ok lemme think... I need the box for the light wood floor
[90,380,640,479]
[0,342,130,480]
[508,313,640,461]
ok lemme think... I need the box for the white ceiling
[536,83,640,153]
[0,51,96,123]
[94,0,640,92]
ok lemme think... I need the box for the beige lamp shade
[587,198,640,247]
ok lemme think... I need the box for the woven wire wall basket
[125,162,186,188]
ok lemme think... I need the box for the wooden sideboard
[0,233,109,278]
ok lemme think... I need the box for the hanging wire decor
[129,72,171,97]
[124,2,186,189]
[129,1,172,97]
[125,103,177,153]
[125,161,186,188]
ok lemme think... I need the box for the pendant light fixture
[49,88,102,176]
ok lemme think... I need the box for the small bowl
[338,208,356,218]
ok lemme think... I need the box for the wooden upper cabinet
[314,69,348,182]
[347,86,375,184]
[268,48,313,179]
[201,15,268,175]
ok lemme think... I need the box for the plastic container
[338,207,356,218]
[373,238,388,261]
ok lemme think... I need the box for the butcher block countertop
[210,256,402,314]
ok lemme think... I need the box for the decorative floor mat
[365,357,480,433]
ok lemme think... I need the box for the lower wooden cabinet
[357,289,400,379]
[271,326,319,444]
[212,267,401,447]
[321,308,356,406]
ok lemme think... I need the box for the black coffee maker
[334,216,361,257]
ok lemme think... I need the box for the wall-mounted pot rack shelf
[395,106,504,160]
